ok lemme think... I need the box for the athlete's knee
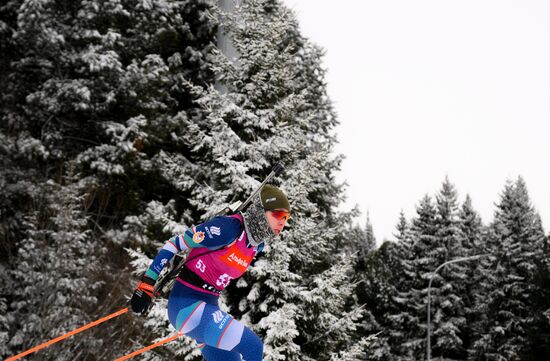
[233,327,263,360]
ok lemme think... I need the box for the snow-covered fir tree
[7,173,104,360]
[385,210,418,360]
[4,0,550,360]
[358,240,405,360]
[1,0,217,359]
[471,177,547,360]
[350,211,413,360]
[117,0,365,359]
[364,212,377,256]
[386,179,469,361]
[387,194,439,359]
[337,177,546,361]
[457,195,488,360]
[522,215,550,361]
[342,210,377,262]
[173,1,366,359]
[429,178,469,360]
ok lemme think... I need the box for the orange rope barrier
[5,307,129,361]
[114,333,182,361]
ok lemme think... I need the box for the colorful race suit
[144,213,264,296]
[143,213,266,360]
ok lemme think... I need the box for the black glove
[130,275,156,314]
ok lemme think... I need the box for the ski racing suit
[144,213,265,361]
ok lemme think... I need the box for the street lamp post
[426,254,489,361]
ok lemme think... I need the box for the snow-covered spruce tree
[523,215,550,360]
[357,241,408,360]
[0,3,22,356]
[457,195,491,360]
[0,0,39,265]
[386,181,471,360]
[458,195,485,256]
[427,178,469,360]
[6,174,104,361]
[344,211,377,266]
[376,211,417,360]
[0,1,106,358]
[1,0,217,359]
[351,211,415,360]
[364,212,377,256]
[387,195,439,359]
[471,177,546,360]
[137,0,365,360]
[339,212,394,361]
[394,209,414,262]
[226,2,365,359]
[340,215,367,261]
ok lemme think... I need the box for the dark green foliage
[1,0,217,359]
[2,0,549,359]
[2,0,362,359]
[353,178,548,361]
[471,178,546,360]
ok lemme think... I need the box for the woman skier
[129,184,291,361]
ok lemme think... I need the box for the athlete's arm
[144,216,242,281]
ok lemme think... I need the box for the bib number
[196,259,206,273]
[216,273,233,288]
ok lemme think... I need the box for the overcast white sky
[282,0,550,242]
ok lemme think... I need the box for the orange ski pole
[114,333,182,361]
[5,307,129,361]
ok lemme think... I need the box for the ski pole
[113,332,182,361]
[5,307,129,361]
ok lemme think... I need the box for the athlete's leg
[231,327,263,360]
[167,283,262,360]
[168,294,241,360]
[187,305,263,361]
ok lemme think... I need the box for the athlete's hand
[129,275,156,314]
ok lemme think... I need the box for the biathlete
[129,185,291,361]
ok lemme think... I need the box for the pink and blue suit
[144,214,264,361]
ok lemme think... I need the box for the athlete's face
[265,209,290,235]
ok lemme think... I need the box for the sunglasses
[269,210,291,222]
